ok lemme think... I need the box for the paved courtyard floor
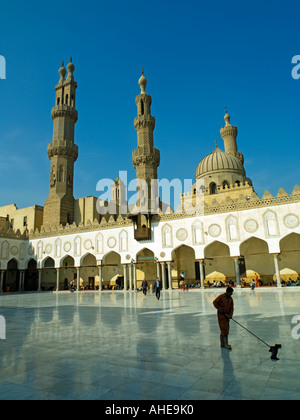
[0,288,300,400]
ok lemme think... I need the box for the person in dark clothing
[152,277,162,300]
[142,280,148,296]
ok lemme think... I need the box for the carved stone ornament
[176,228,188,241]
[84,239,93,250]
[64,242,71,252]
[45,244,52,254]
[244,219,259,233]
[10,246,19,256]
[284,214,299,229]
[107,237,117,249]
[208,224,221,237]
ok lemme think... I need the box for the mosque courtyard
[0,288,299,401]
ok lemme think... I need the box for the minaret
[220,109,244,164]
[43,59,79,227]
[132,70,160,211]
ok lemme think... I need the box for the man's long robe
[213,293,234,336]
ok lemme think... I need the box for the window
[23,216,27,227]
[10,219,14,228]
[209,183,217,195]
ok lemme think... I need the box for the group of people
[141,277,162,300]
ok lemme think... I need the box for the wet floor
[0,288,299,400]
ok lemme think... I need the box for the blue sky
[0,0,300,209]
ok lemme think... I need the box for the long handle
[227,315,271,348]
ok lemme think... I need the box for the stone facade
[0,63,300,293]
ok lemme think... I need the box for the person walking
[152,277,162,301]
[142,280,148,296]
[213,287,234,350]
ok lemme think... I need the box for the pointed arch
[95,233,103,254]
[74,236,81,256]
[192,220,204,245]
[119,230,128,252]
[55,238,62,258]
[162,223,173,248]
[226,215,239,241]
[278,233,300,277]
[80,252,97,267]
[42,256,55,268]
[263,209,279,237]
[60,255,75,268]
[1,241,9,260]
[240,237,273,285]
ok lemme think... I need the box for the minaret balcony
[51,105,78,122]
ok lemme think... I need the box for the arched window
[65,94,68,105]
[209,183,217,195]
[57,97,60,106]
[222,181,229,190]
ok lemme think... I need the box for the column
[273,254,282,288]
[156,261,160,281]
[199,259,205,289]
[0,270,4,295]
[123,264,128,291]
[98,264,103,292]
[161,262,166,290]
[56,268,60,291]
[38,269,42,292]
[76,267,80,292]
[19,270,25,293]
[133,264,137,291]
[233,257,241,288]
[129,264,133,291]
[167,262,172,290]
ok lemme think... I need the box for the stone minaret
[43,59,79,227]
[220,109,244,164]
[132,70,160,212]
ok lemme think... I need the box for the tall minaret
[43,59,79,227]
[132,70,160,211]
[220,109,244,164]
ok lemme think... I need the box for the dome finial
[215,139,218,148]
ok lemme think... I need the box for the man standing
[152,277,161,300]
[213,287,234,350]
[142,279,148,296]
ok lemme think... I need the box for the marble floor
[0,288,300,400]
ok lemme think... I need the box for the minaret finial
[215,139,218,148]
[138,70,147,94]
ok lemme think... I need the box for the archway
[172,245,197,287]
[204,241,234,286]
[60,255,76,290]
[102,252,123,289]
[240,237,273,285]
[6,259,19,292]
[25,259,38,291]
[81,253,98,290]
[136,248,156,289]
[42,257,56,291]
[279,233,300,281]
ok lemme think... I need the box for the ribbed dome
[195,146,245,180]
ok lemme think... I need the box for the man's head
[226,287,234,297]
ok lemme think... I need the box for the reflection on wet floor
[0,288,299,400]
